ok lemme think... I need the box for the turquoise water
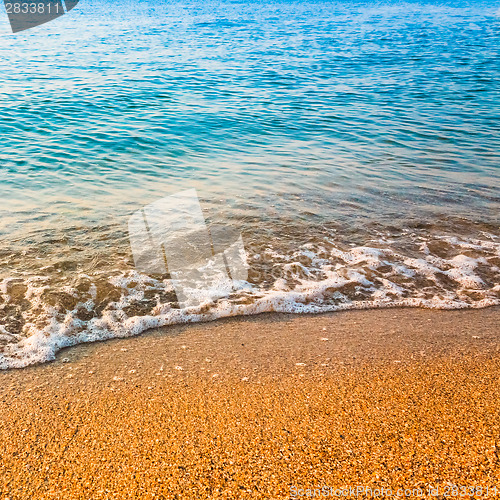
[0,1,499,368]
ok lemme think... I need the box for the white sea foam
[0,233,498,369]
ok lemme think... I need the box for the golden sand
[0,308,499,499]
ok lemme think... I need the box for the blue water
[1,1,499,234]
[0,1,499,367]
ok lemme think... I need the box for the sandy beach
[0,307,499,499]
[1,1,499,498]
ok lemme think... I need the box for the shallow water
[0,0,499,368]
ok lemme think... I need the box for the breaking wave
[1,230,498,369]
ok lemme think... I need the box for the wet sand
[0,307,499,499]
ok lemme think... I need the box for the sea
[0,0,499,368]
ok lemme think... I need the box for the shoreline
[1,307,499,498]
